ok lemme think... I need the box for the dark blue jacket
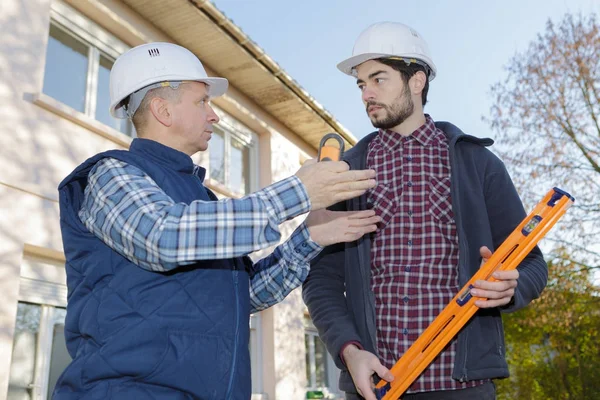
[302,122,547,394]
[54,139,252,399]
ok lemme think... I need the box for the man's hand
[306,209,380,246]
[342,345,394,400]
[295,159,376,210]
[472,246,519,308]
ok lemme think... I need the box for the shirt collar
[377,114,439,150]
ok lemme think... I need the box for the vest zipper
[225,271,240,398]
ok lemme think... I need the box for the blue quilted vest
[54,139,252,399]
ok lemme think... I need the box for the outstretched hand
[306,209,380,246]
[296,159,376,210]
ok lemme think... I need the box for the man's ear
[149,97,172,127]
[409,70,427,95]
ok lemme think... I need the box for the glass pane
[230,137,250,195]
[47,310,70,399]
[8,303,41,400]
[42,24,89,113]
[305,334,313,387]
[314,336,328,387]
[96,55,134,136]
[209,131,225,184]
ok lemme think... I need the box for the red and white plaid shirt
[367,115,486,393]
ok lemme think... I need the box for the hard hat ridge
[337,21,437,81]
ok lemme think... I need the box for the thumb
[479,246,493,260]
[373,361,394,383]
[302,158,317,166]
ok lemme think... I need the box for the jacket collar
[130,138,201,175]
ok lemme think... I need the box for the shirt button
[407,181,413,187]
[405,266,411,272]
[408,210,413,217]
[403,296,409,304]
[403,328,408,335]
[407,240,412,246]
[302,243,307,247]
[407,156,412,161]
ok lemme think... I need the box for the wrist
[342,344,360,361]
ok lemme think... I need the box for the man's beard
[366,88,414,130]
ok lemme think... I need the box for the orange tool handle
[375,187,574,400]
[318,133,345,161]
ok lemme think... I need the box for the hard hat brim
[110,77,229,119]
[337,53,392,75]
[203,77,228,98]
[337,53,437,80]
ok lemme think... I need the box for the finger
[345,209,377,219]
[354,377,374,400]
[492,270,519,280]
[303,158,317,166]
[345,225,378,240]
[334,189,372,202]
[349,216,381,226]
[334,179,377,194]
[358,383,377,400]
[473,280,517,293]
[474,278,517,290]
[335,169,376,183]
[472,287,515,301]
[322,160,350,173]
[479,246,493,260]
[475,296,514,308]
[373,362,395,383]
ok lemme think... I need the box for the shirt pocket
[428,176,454,224]
[368,183,397,227]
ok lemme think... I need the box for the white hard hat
[109,42,228,118]
[337,22,437,81]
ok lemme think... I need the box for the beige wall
[0,0,318,399]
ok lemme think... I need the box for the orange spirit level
[318,133,345,162]
[375,187,574,400]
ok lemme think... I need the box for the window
[208,107,258,196]
[8,303,70,400]
[305,321,329,389]
[304,316,342,399]
[42,2,134,136]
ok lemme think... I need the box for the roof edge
[189,0,357,146]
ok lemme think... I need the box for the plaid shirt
[367,116,485,393]
[79,157,322,313]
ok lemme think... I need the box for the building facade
[0,0,357,399]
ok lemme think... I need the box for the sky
[210,0,600,140]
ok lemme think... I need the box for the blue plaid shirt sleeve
[79,157,313,272]
[249,221,322,313]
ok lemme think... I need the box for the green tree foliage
[497,252,600,399]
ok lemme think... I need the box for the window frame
[41,1,134,137]
[208,105,259,197]
[9,245,69,400]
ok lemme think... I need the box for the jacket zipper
[449,137,470,382]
